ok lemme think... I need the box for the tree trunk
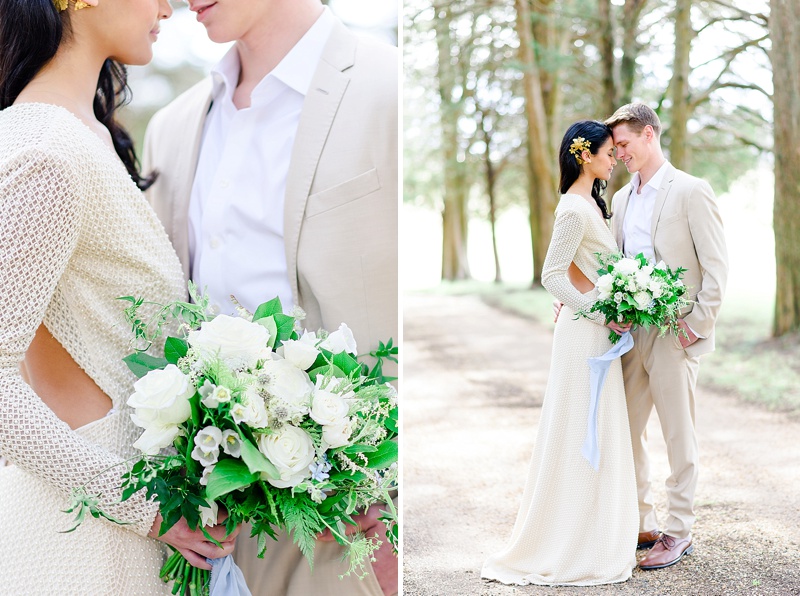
[599,0,617,119]
[435,11,470,281]
[771,0,800,335]
[515,0,559,286]
[482,129,502,283]
[667,0,694,170]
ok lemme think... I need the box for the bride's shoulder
[556,193,589,216]
[0,104,83,169]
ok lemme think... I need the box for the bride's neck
[566,172,596,199]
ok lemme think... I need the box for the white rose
[188,315,271,370]
[257,425,315,488]
[596,274,614,294]
[309,380,350,427]
[598,290,611,301]
[633,291,652,310]
[634,270,651,289]
[320,323,358,355]
[260,358,313,415]
[199,499,218,527]
[615,258,641,276]
[280,331,320,370]
[127,365,194,455]
[322,418,354,449]
[654,260,667,270]
[648,279,664,299]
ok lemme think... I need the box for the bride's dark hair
[0,0,155,190]
[558,120,613,219]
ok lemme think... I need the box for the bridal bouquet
[65,284,398,596]
[577,252,691,344]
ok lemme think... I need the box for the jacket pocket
[305,168,381,218]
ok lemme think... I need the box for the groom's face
[184,1,272,44]
[611,123,654,174]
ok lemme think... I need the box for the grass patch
[415,281,800,415]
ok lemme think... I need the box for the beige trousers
[234,526,384,596]
[622,326,700,540]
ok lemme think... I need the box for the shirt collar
[631,160,670,195]
[209,7,335,102]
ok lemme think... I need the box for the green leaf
[343,443,378,454]
[205,459,258,500]
[273,313,295,345]
[239,438,280,479]
[385,406,398,434]
[332,352,361,376]
[328,470,367,483]
[307,364,346,383]
[365,440,398,469]
[256,316,279,349]
[123,353,168,378]
[164,337,188,365]
[253,297,283,321]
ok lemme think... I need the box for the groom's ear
[643,125,656,142]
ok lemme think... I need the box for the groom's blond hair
[605,103,661,137]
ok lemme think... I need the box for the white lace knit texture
[0,103,186,594]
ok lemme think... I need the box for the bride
[0,0,238,593]
[481,120,638,586]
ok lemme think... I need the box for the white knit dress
[0,103,186,595]
[482,194,638,586]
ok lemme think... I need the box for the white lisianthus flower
[257,425,315,488]
[310,378,350,427]
[625,280,637,293]
[654,260,667,270]
[320,323,358,355]
[259,358,313,416]
[614,292,624,304]
[221,430,242,457]
[128,364,194,455]
[199,499,218,527]
[240,387,270,428]
[191,443,219,467]
[280,331,320,370]
[648,279,665,299]
[641,264,654,276]
[596,273,614,295]
[188,315,271,370]
[230,402,249,425]
[322,418,354,449]
[615,258,640,276]
[633,291,652,310]
[200,464,215,486]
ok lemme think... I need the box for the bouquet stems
[161,548,209,596]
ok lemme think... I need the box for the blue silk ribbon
[208,555,252,596]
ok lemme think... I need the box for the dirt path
[402,293,800,596]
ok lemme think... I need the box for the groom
[605,103,728,569]
[142,1,398,594]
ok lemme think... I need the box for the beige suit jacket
[611,163,728,357]
[142,21,398,371]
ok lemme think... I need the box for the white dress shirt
[621,160,669,262]
[188,8,335,315]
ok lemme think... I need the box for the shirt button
[219,179,230,189]
[210,237,221,249]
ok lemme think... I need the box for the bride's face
[584,137,616,181]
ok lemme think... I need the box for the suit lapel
[650,163,677,243]
[284,22,356,303]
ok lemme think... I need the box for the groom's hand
[676,318,698,348]
[317,503,398,595]
[552,300,563,322]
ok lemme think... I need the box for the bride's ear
[581,150,592,164]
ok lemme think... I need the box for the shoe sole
[639,545,694,570]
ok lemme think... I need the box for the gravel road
[403,293,800,596]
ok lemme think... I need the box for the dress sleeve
[0,149,157,537]
[541,208,605,325]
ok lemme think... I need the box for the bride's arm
[0,148,157,536]
[541,207,605,324]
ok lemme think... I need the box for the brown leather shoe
[639,534,693,570]
[637,529,660,549]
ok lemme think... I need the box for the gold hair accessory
[52,0,92,10]
[569,137,591,165]
[75,0,91,8]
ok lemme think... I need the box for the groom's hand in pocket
[675,318,699,348]
[149,510,241,570]
[317,503,398,595]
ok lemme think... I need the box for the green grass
[420,281,800,415]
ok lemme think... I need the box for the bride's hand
[606,320,632,335]
[148,510,240,570]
